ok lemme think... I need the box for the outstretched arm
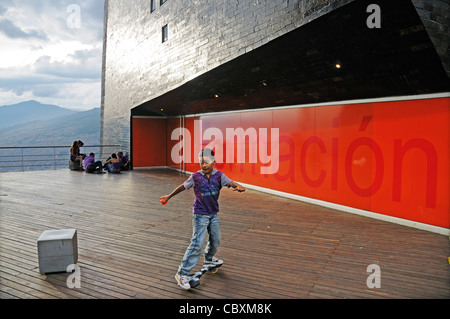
[230,181,245,192]
[160,184,186,204]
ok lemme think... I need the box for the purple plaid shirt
[183,169,232,215]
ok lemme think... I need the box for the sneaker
[175,273,191,289]
[203,257,223,267]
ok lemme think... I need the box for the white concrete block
[37,229,78,274]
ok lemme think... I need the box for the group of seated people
[70,140,130,174]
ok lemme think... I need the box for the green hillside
[0,100,78,129]
[0,108,100,147]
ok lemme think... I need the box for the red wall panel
[132,117,167,167]
[134,97,449,229]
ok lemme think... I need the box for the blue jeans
[178,213,221,276]
[107,162,120,173]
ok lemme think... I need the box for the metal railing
[0,145,127,173]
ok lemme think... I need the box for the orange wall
[134,97,449,229]
[132,117,167,167]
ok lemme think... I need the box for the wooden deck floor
[0,168,449,300]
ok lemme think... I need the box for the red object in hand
[160,198,168,205]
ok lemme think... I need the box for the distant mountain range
[0,100,101,147]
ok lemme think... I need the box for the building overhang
[132,0,450,117]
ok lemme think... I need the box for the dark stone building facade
[100,0,450,232]
[101,0,449,152]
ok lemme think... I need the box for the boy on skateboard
[160,148,246,289]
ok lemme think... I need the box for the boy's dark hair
[111,153,117,158]
[90,152,95,156]
[198,148,215,160]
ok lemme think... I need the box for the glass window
[151,0,156,12]
[160,0,167,5]
[162,24,168,42]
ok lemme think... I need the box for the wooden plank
[0,169,449,299]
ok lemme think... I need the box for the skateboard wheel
[189,278,200,288]
[211,267,219,274]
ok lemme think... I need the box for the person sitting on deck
[104,153,121,173]
[69,140,84,170]
[117,151,130,171]
[84,153,103,173]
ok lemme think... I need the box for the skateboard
[189,261,223,288]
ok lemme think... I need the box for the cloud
[0,5,7,15]
[0,48,101,109]
[0,3,48,40]
[0,0,104,110]
[34,48,102,79]
[0,69,101,110]
[0,17,48,40]
[0,67,83,95]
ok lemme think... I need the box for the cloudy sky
[0,0,104,110]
